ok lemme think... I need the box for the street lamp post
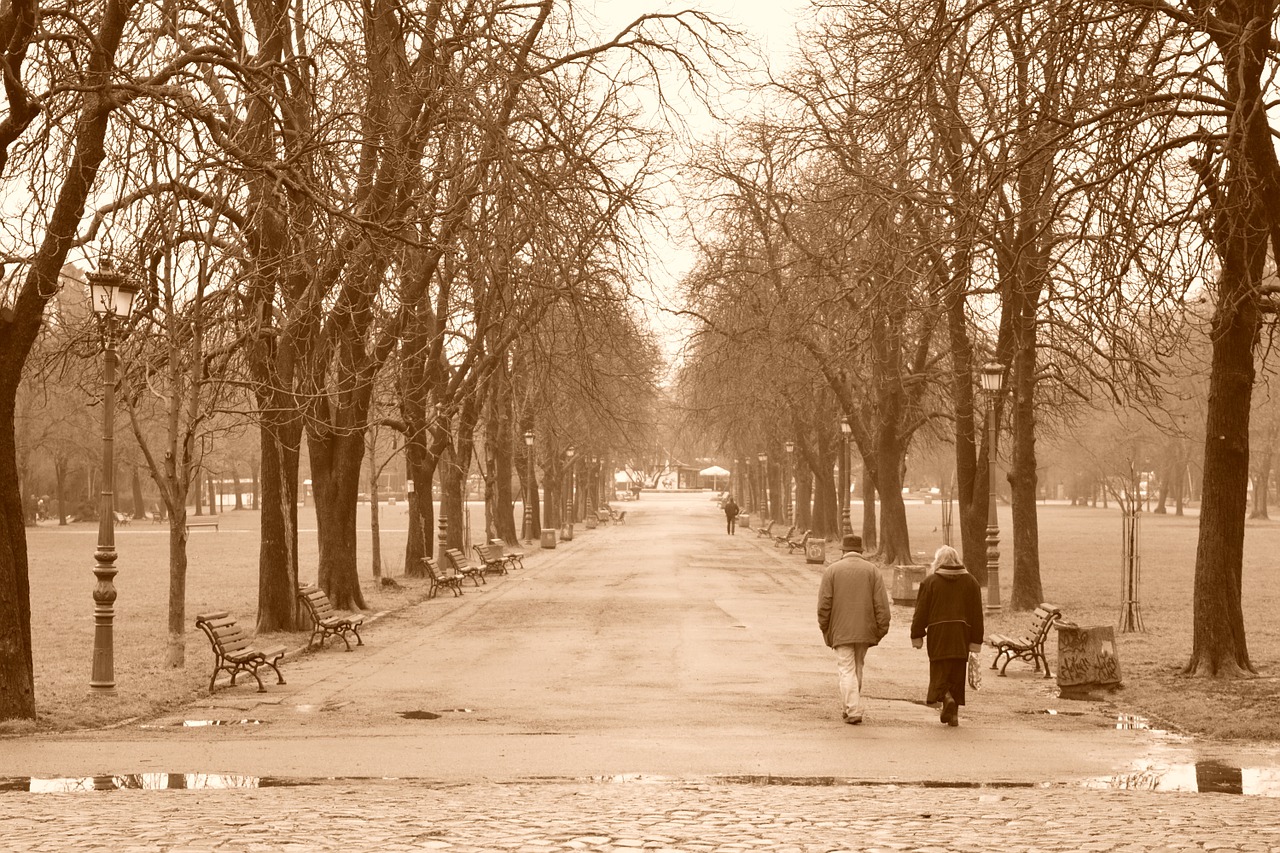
[784,440,795,526]
[562,446,576,541]
[523,430,535,545]
[87,259,139,694]
[840,420,852,537]
[981,361,1004,613]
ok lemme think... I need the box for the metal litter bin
[804,538,826,564]
[540,528,557,549]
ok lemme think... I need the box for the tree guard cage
[1119,477,1145,634]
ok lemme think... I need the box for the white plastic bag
[967,651,982,691]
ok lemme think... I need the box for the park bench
[296,584,364,651]
[754,518,774,538]
[612,510,627,524]
[490,538,525,570]
[595,508,612,525]
[422,556,464,598]
[195,611,286,694]
[113,511,132,526]
[772,525,797,547]
[443,548,485,586]
[785,529,811,554]
[988,603,1064,678]
[472,542,512,576]
[186,520,218,532]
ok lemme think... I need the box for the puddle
[1085,761,1280,797]
[180,719,262,727]
[439,708,474,713]
[1116,714,1151,730]
[714,775,1036,789]
[1019,709,1086,717]
[0,773,312,792]
[399,711,442,720]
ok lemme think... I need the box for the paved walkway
[3,493,1278,849]
[4,781,1277,851]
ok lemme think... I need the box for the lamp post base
[985,568,1002,614]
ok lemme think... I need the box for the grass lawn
[10,496,1279,743]
[13,502,434,733]
[896,499,1280,743]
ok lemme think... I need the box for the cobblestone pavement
[3,780,1278,852]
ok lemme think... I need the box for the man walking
[722,495,740,534]
[817,534,891,724]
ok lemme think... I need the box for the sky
[582,1,811,371]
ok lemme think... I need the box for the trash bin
[1055,622,1122,697]
[804,538,826,564]
[540,528,557,549]
[891,564,928,605]
[585,514,598,529]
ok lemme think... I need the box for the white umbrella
[699,465,730,491]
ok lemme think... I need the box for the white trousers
[835,644,871,717]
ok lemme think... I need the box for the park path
[3,491,1268,784]
[2,492,1279,851]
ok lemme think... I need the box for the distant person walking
[910,545,985,727]
[817,534,891,725]
[722,496,739,534]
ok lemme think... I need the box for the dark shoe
[942,694,958,725]
[843,713,863,725]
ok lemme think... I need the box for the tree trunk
[875,442,911,564]
[0,0,131,718]
[403,435,437,577]
[311,429,368,611]
[368,433,382,580]
[1249,444,1272,520]
[1183,3,1273,677]
[795,466,813,531]
[131,465,146,519]
[1188,293,1257,676]
[0,390,35,719]
[165,509,189,668]
[256,416,301,632]
[945,305,986,583]
[859,458,878,552]
[439,444,466,558]
[1009,337,1043,611]
[233,468,244,511]
[207,474,217,515]
[55,460,68,526]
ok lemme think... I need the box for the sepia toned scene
[1,0,1279,849]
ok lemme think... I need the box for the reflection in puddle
[1087,761,1280,797]
[0,773,291,792]
[1116,714,1151,730]
[180,720,262,727]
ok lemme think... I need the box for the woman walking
[910,545,984,726]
